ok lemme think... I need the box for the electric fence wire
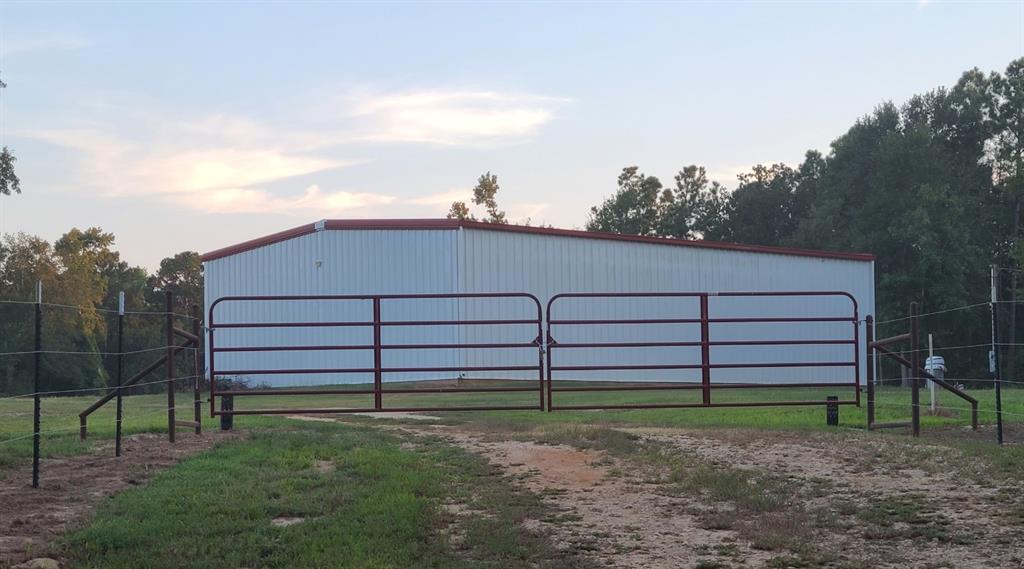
[872,302,993,326]
[875,376,1024,387]
[871,400,1024,420]
[0,403,197,446]
[0,345,200,357]
[0,374,204,400]
[891,342,1024,354]
[0,298,201,320]
[0,424,83,446]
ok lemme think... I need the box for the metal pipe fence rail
[208,293,545,415]
[543,291,860,411]
[866,303,981,436]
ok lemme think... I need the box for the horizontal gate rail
[550,381,857,392]
[545,291,860,411]
[214,342,537,352]
[209,293,544,415]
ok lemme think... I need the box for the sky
[0,1,1022,270]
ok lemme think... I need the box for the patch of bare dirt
[312,459,335,474]
[398,424,1024,568]
[628,427,1024,569]
[0,431,237,567]
[412,426,776,569]
[270,516,308,527]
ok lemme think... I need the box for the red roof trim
[201,219,875,262]
[201,222,318,262]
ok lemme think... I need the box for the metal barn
[201,219,875,410]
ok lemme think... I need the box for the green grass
[62,422,587,569]
[3,383,1023,568]
[220,383,1023,431]
[3,384,1022,477]
[857,494,961,542]
[0,390,198,473]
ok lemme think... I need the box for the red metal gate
[208,293,544,415]
[544,291,860,411]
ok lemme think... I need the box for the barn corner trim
[199,218,876,263]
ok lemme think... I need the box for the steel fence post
[192,303,202,434]
[115,292,124,456]
[166,291,176,443]
[32,281,42,488]
[865,315,875,429]
[910,302,920,438]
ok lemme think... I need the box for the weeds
[61,423,590,569]
[857,495,956,542]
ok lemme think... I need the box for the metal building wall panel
[457,228,873,384]
[205,229,459,387]
[204,226,875,389]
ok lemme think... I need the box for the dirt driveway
[405,423,1024,569]
[3,416,1021,569]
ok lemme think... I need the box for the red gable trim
[201,222,318,262]
[201,219,875,263]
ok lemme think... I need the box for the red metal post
[854,305,861,408]
[535,315,545,411]
[545,322,554,412]
[700,293,711,406]
[208,325,216,419]
[372,297,382,410]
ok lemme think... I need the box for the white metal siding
[204,226,875,388]
[205,229,458,386]
[457,228,874,385]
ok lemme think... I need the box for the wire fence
[1,288,1022,489]
[872,302,995,325]
[0,298,200,320]
[0,345,201,357]
[0,290,207,487]
[0,393,198,447]
[0,375,197,400]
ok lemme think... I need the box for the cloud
[186,185,396,215]
[410,188,472,206]
[348,90,569,145]
[134,149,342,195]
[0,34,93,58]
[506,202,551,221]
[27,127,350,200]
[406,187,550,222]
[20,86,569,216]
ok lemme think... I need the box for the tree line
[585,59,1022,382]
[0,229,202,395]
[1,60,1020,393]
[452,59,1023,382]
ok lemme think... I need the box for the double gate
[208,291,859,416]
